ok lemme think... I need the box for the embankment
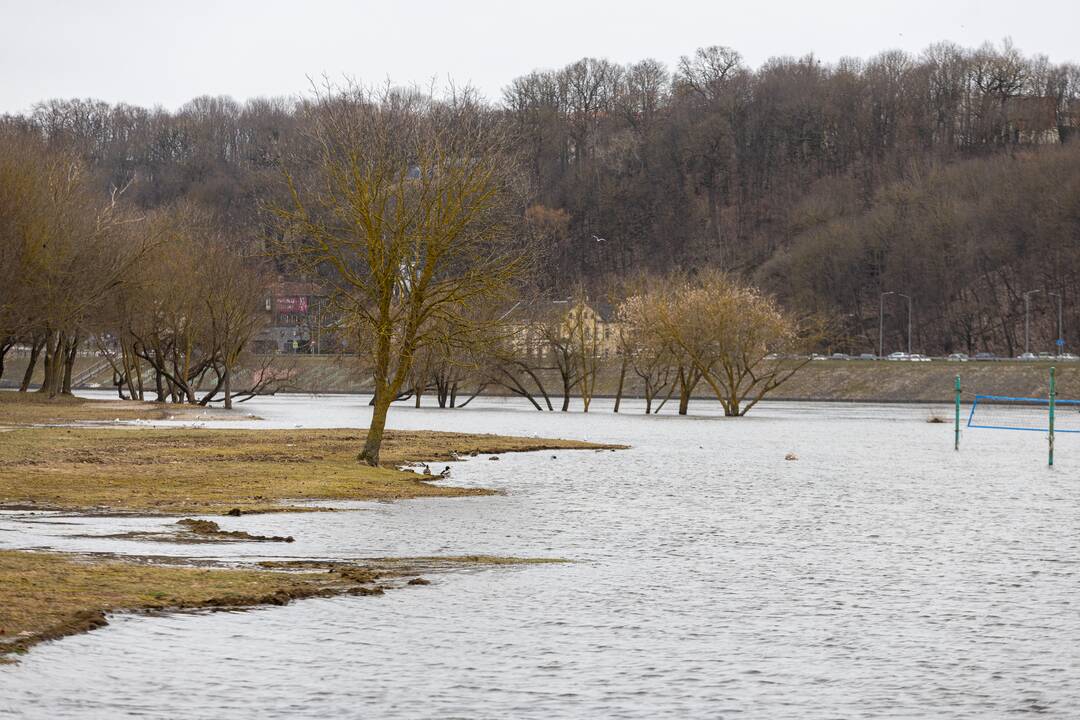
[5,353,1075,404]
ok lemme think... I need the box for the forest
[2,38,1079,366]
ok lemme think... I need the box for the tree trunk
[36,333,55,395]
[0,339,11,384]
[134,357,144,401]
[39,332,65,398]
[61,335,79,395]
[654,382,676,414]
[122,340,139,399]
[223,363,232,409]
[19,337,44,392]
[678,369,691,416]
[359,386,393,466]
[613,356,628,413]
[458,383,487,408]
[518,363,553,410]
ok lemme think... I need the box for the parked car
[946,353,969,362]
[859,353,877,360]
[1038,352,1053,359]
[910,354,931,362]
[830,352,850,360]
[974,352,997,361]
[1058,353,1080,361]
[1017,352,1038,361]
[887,351,909,361]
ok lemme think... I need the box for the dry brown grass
[0,550,569,661]
[0,391,242,427]
[0,426,617,514]
[0,550,392,661]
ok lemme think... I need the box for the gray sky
[1,0,1077,113]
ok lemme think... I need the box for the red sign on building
[276,296,308,314]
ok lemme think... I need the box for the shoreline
[0,395,611,661]
[0,551,562,663]
[0,427,622,515]
[6,354,1073,407]
[0,394,622,515]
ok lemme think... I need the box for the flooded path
[2,394,1078,718]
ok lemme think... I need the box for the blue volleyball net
[967,395,1080,433]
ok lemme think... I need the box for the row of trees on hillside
[760,144,1080,356]
[0,129,272,406]
[505,39,1080,283]
[4,40,1078,356]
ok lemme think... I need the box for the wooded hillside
[4,39,1078,355]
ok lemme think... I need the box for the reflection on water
[2,393,1079,718]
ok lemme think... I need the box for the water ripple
[2,394,1079,718]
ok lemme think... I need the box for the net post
[1049,366,1056,467]
[954,374,961,450]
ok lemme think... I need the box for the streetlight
[1049,291,1064,355]
[1024,289,1042,355]
[879,291,912,357]
[898,293,912,356]
[878,292,895,358]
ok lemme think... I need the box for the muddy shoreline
[0,398,603,663]
[0,425,622,515]
[0,550,565,663]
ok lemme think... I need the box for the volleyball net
[967,395,1080,433]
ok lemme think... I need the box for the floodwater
[2,393,1079,718]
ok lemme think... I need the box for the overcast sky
[1,0,1077,114]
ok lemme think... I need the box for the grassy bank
[0,550,380,661]
[0,391,242,427]
[0,426,616,514]
[0,395,595,662]
[769,359,1076,403]
[484,358,1075,404]
[0,550,564,661]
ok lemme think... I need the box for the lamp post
[1049,291,1063,356]
[1024,289,1042,356]
[879,291,912,356]
[898,293,912,356]
[879,291,895,358]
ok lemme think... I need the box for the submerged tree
[660,272,811,416]
[615,272,811,416]
[277,83,529,465]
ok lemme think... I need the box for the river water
[2,393,1079,718]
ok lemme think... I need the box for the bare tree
[0,128,143,397]
[657,271,810,416]
[276,83,528,465]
